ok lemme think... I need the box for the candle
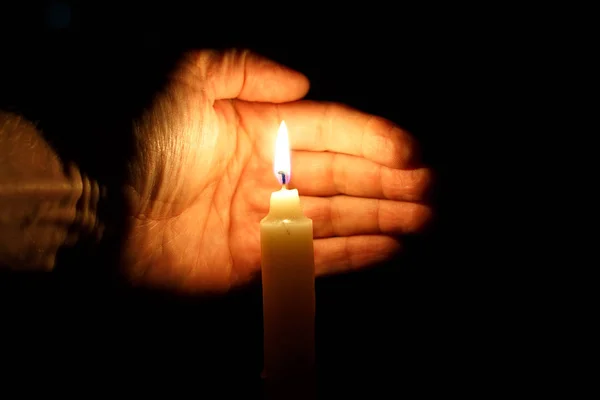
[260,121,316,398]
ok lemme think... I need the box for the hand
[122,49,432,294]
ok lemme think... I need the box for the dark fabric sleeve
[0,111,105,271]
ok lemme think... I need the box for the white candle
[260,121,316,398]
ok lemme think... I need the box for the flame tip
[273,120,291,184]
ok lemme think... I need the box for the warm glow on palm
[121,50,432,294]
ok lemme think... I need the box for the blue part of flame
[276,171,290,186]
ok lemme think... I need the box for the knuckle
[329,196,343,236]
[181,49,216,73]
[330,153,346,194]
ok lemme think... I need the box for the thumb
[182,49,310,103]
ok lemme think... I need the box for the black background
[0,1,508,397]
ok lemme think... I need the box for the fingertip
[395,126,421,169]
[354,115,416,170]
[381,123,421,170]
[180,48,310,102]
[404,203,435,234]
[292,69,311,100]
[314,235,402,277]
[381,167,434,202]
[241,50,311,103]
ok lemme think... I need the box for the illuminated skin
[124,49,433,294]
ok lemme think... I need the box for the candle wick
[278,171,287,185]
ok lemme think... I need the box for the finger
[181,49,309,102]
[289,151,432,202]
[278,101,419,169]
[314,235,401,276]
[234,100,419,169]
[302,196,432,239]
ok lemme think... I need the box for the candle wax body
[260,187,315,393]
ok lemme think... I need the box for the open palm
[121,50,432,294]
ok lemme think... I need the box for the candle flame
[273,121,291,185]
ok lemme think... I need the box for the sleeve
[0,111,105,271]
